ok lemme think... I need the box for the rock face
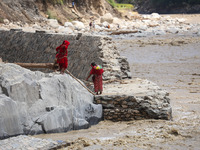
[0,0,42,23]
[0,63,102,139]
[0,0,120,24]
[75,0,120,17]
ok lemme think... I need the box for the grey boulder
[0,63,102,139]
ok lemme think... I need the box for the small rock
[3,19,9,25]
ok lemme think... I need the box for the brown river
[34,15,200,150]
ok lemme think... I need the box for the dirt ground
[34,15,200,150]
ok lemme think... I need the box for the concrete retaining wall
[0,30,131,80]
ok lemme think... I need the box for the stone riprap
[95,79,172,121]
[1,13,199,39]
[0,30,131,81]
[0,63,102,139]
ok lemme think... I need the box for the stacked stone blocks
[95,94,172,121]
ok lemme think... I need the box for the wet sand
[34,16,200,150]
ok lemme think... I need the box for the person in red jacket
[55,40,70,74]
[86,62,104,95]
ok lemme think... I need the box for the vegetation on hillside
[46,9,57,19]
[115,0,134,4]
[42,0,66,5]
[0,17,4,23]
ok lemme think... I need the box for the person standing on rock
[55,40,70,74]
[86,62,104,95]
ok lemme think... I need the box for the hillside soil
[0,0,121,25]
[34,15,200,150]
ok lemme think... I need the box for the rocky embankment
[0,0,120,24]
[0,12,200,38]
[0,0,200,38]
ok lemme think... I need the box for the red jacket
[56,40,70,69]
[56,40,70,59]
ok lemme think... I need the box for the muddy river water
[34,21,200,150]
[117,34,200,149]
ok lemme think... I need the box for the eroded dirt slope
[0,0,120,24]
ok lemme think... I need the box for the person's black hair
[91,62,96,66]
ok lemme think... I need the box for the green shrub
[106,0,134,10]
[55,0,63,5]
[47,9,57,19]
[106,0,117,7]
[116,3,134,9]
[47,0,66,5]
[0,18,4,23]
